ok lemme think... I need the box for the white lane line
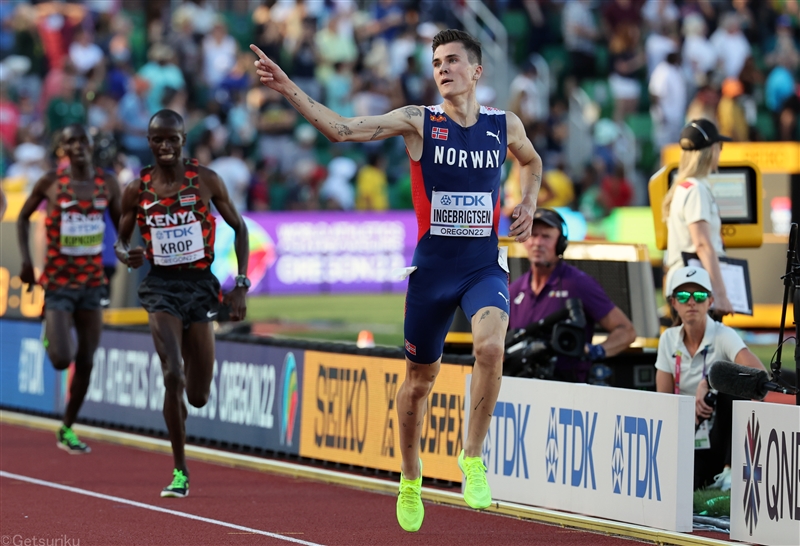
[0,471,325,546]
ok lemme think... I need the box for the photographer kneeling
[507,209,636,383]
[656,266,765,491]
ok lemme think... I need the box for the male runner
[252,28,542,532]
[115,109,250,498]
[17,124,122,454]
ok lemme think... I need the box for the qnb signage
[731,402,800,546]
[466,376,693,532]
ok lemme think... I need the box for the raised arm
[17,172,56,285]
[250,44,423,144]
[506,111,542,242]
[206,168,249,321]
[114,179,145,269]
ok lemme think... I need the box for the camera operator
[655,266,765,491]
[508,209,636,383]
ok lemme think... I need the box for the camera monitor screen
[667,166,757,224]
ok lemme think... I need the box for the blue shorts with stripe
[403,262,509,364]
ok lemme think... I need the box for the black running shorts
[45,285,109,312]
[138,268,221,327]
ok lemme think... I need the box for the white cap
[666,266,713,295]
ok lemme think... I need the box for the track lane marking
[0,471,325,546]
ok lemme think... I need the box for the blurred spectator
[710,12,751,80]
[777,92,800,142]
[116,76,152,167]
[642,0,680,32]
[87,92,117,134]
[685,84,719,123]
[209,147,251,211]
[0,80,20,150]
[45,71,85,133]
[602,0,645,36]
[645,21,679,78]
[320,155,357,210]
[218,52,255,108]
[649,52,687,148]
[717,78,748,141]
[538,165,575,209]
[355,152,389,211]
[765,15,800,71]
[227,91,257,150]
[285,158,321,211]
[608,24,645,122]
[68,28,103,78]
[577,162,605,222]
[398,54,426,106]
[202,20,238,91]
[562,0,599,84]
[6,141,46,194]
[287,17,321,102]
[168,9,202,105]
[599,162,633,211]
[139,43,186,114]
[316,12,358,84]
[367,0,405,44]
[325,61,356,117]
[173,0,218,39]
[509,59,546,133]
[255,87,299,175]
[681,13,717,90]
[765,56,798,116]
[248,158,274,212]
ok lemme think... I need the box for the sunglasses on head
[673,291,710,304]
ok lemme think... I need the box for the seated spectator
[599,162,633,211]
[138,43,185,114]
[355,152,389,211]
[710,12,751,80]
[650,51,688,148]
[656,266,765,491]
[608,24,646,122]
[68,28,104,78]
[681,13,717,90]
[764,15,800,72]
[561,0,598,84]
[116,76,152,167]
[508,209,637,383]
[685,84,719,124]
[717,78,748,141]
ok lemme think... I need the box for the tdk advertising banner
[731,401,800,546]
[465,375,694,532]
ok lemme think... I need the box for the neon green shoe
[396,459,424,532]
[458,449,492,509]
[161,469,189,498]
[56,425,91,454]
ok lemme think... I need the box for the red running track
[0,422,652,546]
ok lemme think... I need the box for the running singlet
[410,105,506,268]
[137,159,216,270]
[41,167,108,290]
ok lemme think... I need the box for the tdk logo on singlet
[145,211,198,227]
[546,407,597,489]
[439,194,486,207]
[433,146,501,169]
[611,415,662,500]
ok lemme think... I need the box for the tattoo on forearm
[307,96,315,105]
[370,126,384,140]
[479,310,490,322]
[334,123,353,136]
[401,106,421,119]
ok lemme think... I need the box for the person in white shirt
[655,266,764,490]
[681,14,717,89]
[709,12,751,80]
[649,52,687,148]
[662,119,734,316]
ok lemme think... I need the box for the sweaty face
[61,127,93,166]
[147,124,185,166]
[524,222,560,267]
[432,42,479,99]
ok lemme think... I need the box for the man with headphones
[508,209,637,382]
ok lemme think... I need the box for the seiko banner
[465,376,694,532]
[77,328,303,455]
[731,401,800,546]
[0,319,59,413]
[299,351,471,481]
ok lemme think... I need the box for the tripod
[774,223,800,405]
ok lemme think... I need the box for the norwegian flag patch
[93,197,107,208]
[431,127,449,140]
[404,339,417,356]
[180,193,197,206]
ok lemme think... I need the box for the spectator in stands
[287,17,321,102]
[681,13,717,90]
[685,84,719,123]
[509,59,546,134]
[316,12,359,85]
[656,266,765,491]
[608,24,646,122]
[710,12,751,80]
[320,155,357,210]
[68,28,104,79]
[538,164,575,209]
[116,76,152,167]
[508,208,637,384]
[355,152,389,211]
[6,141,46,194]
[601,0,645,36]
[0,80,20,150]
[777,89,800,142]
[576,162,605,222]
[255,87,298,175]
[765,54,798,132]
[599,161,633,212]
[717,77,749,141]
[202,20,239,91]
[398,54,426,107]
[45,70,85,133]
[645,20,679,78]
[139,43,186,115]
[764,15,800,72]
[649,51,688,149]
[662,119,734,316]
[642,0,679,32]
[561,0,599,84]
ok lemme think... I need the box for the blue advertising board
[0,319,59,414]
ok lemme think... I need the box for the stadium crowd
[0,0,798,219]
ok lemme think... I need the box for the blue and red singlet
[404,105,511,363]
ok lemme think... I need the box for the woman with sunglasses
[656,266,765,491]
[662,119,734,317]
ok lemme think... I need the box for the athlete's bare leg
[45,310,74,371]
[181,322,216,409]
[464,306,506,457]
[148,312,189,474]
[396,358,440,479]
[63,308,103,427]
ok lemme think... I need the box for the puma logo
[498,291,509,306]
[486,130,501,145]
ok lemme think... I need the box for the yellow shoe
[458,449,492,509]
[396,459,424,532]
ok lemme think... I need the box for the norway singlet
[41,167,109,291]
[137,159,216,270]
[403,105,510,363]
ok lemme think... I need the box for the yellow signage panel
[662,143,800,174]
[299,350,471,482]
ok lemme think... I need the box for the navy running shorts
[138,268,221,328]
[45,285,108,312]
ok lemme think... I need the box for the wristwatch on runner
[235,275,251,291]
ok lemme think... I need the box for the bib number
[151,220,205,266]
[430,191,493,237]
[60,214,104,256]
